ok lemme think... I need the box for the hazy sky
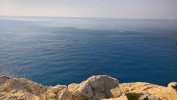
[0,0,177,19]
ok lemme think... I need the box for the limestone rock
[47,92,56,99]
[71,91,86,100]
[110,87,122,98]
[76,81,94,98]
[71,75,120,100]
[46,85,67,99]
[0,90,41,100]
[167,82,177,91]
[57,89,73,100]
[120,82,177,100]
[0,76,10,85]
[1,75,177,100]
[0,78,46,96]
[68,83,79,92]
[102,95,128,100]
[0,77,46,100]
[47,85,67,94]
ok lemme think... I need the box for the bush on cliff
[125,92,142,100]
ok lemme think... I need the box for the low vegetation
[125,92,143,100]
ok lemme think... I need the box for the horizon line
[0,15,177,20]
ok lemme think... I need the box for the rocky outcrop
[45,75,121,100]
[0,76,46,100]
[69,75,121,100]
[0,75,177,100]
[120,82,177,100]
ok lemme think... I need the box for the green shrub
[125,92,142,100]
[54,95,58,100]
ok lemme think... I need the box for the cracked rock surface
[0,75,176,100]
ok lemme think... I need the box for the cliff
[0,75,177,100]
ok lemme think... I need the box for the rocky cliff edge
[0,75,177,100]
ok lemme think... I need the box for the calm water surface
[0,17,177,86]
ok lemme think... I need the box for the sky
[0,0,177,19]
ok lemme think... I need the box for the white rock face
[70,75,120,100]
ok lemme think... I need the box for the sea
[0,16,177,86]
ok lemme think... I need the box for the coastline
[0,75,177,100]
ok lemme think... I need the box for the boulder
[0,77,46,99]
[70,75,120,100]
[167,82,177,91]
[0,78,46,96]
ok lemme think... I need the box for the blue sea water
[0,16,177,86]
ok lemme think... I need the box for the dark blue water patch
[0,18,177,86]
